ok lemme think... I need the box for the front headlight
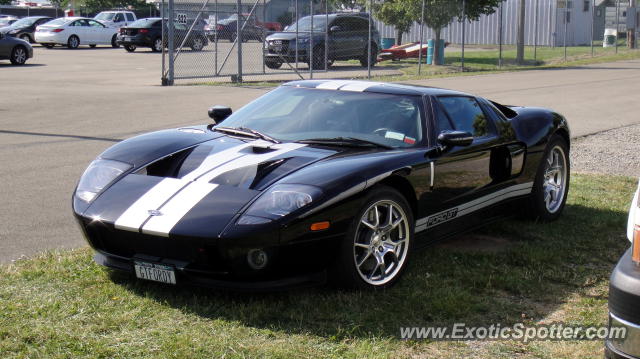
[237,184,322,225]
[9,30,19,34]
[75,159,131,203]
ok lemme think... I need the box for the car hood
[79,132,341,239]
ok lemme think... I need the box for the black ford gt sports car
[73,80,570,290]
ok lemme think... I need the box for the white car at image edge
[35,17,119,49]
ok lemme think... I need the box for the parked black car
[117,18,208,52]
[264,13,380,70]
[0,16,53,43]
[0,31,33,65]
[209,13,264,42]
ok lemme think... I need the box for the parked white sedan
[35,17,119,49]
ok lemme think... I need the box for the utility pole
[616,0,620,53]
[516,0,526,64]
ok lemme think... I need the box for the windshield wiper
[297,137,392,149]
[214,126,280,144]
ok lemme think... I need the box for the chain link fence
[157,0,639,85]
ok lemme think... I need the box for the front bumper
[606,248,640,359]
[95,251,326,291]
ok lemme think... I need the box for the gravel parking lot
[571,124,640,178]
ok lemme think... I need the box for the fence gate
[161,0,378,85]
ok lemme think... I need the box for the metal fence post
[168,0,175,85]
[161,0,166,85]
[418,0,425,75]
[236,0,242,83]
[616,0,620,53]
[215,0,218,75]
[310,0,314,78]
[591,0,595,56]
[367,0,372,79]
[295,0,299,70]
[563,7,568,61]
[534,0,539,61]
[325,0,329,71]
[461,0,465,71]
[498,2,503,67]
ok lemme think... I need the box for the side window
[352,18,369,31]
[126,13,135,22]
[332,18,349,31]
[114,13,124,22]
[435,103,454,132]
[437,96,493,138]
[88,20,103,27]
[37,18,50,25]
[74,19,89,27]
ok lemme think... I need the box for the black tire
[190,36,204,51]
[89,44,97,48]
[526,135,570,221]
[229,32,236,42]
[265,60,283,69]
[330,185,414,290]
[9,45,28,65]
[19,33,31,43]
[359,43,378,67]
[67,35,79,49]
[43,44,55,49]
[308,45,328,70]
[111,35,120,48]
[152,37,163,52]
[124,44,136,53]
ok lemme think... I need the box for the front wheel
[151,37,163,52]
[526,135,570,221]
[10,46,28,65]
[124,44,136,53]
[111,35,120,48]
[265,60,282,69]
[359,43,378,67]
[67,35,80,49]
[330,186,414,289]
[190,37,204,51]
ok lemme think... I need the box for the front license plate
[134,261,176,284]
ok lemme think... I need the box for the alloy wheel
[353,200,410,286]
[543,145,567,213]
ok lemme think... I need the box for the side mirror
[208,105,232,124]
[330,25,341,32]
[437,130,473,147]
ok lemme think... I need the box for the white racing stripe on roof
[339,82,384,92]
[114,178,187,232]
[315,80,357,90]
[141,182,218,237]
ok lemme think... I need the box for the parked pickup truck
[94,11,137,29]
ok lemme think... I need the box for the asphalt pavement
[1,45,638,263]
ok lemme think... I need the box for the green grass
[0,173,635,358]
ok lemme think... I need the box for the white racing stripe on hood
[194,142,307,183]
[114,178,187,232]
[141,182,218,237]
[316,80,357,90]
[339,82,383,92]
[114,139,307,236]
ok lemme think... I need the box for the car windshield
[43,18,69,26]
[218,87,423,148]
[129,18,158,27]
[95,13,116,21]
[285,15,328,32]
[10,17,39,27]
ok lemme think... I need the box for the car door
[125,13,135,27]
[70,19,90,43]
[88,20,107,43]
[419,95,514,229]
[113,13,125,28]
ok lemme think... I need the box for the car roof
[282,80,473,97]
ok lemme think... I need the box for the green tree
[425,0,504,65]
[83,0,148,14]
[372,0,420,45]
[0,0,11,5]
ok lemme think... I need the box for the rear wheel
[330,186,413,289]
[19,34,31,43]
[111,34,120,48]
[10,46,27,65]
[67,35,79,49]
[152,37,163,52]
[124,44,136,52]
[229,32,236,42]
[265,60,282,69]
[190,37,204,51]
[359,43,377,67]
[308,45,329,70]
[526,135,570,221]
